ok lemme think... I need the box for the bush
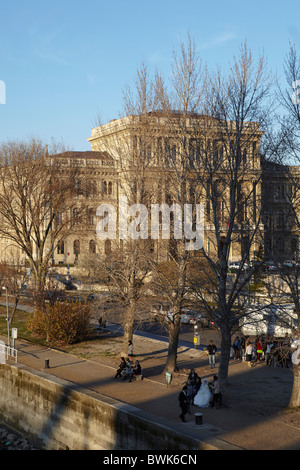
[27,302,92,344]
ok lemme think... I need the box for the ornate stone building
[86,112,264,264]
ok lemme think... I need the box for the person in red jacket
[255,337,263,362]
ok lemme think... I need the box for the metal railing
[0,343,17,363]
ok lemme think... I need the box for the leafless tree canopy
[0,138,83,299]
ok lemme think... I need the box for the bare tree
[190,42,274,384]
[91,38,273,380]
[0,138,82,307]
[91,64,161,356]
[264,42,300,407]
[150,39,273,382]
[150,35,208,371]
[152,40,273,382]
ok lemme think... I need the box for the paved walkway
[1,324,300,450]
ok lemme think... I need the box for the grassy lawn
[0,305,48,346]
[0,304,118,352]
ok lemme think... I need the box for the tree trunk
[122,297,136,357]
[218,322,232,386]
[166,313,181,372]
[289,363,300,408]
[164,256,186,372]
[9,296,20,324]
[32,271,50,341]
[289,329,300,408]
[32,264,47,309]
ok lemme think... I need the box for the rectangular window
[57,240,64,254]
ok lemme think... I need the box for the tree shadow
[36,360,299,450]
[12,335,300,450]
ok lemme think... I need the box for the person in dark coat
[122,358,133,381]
[207,340,217,369]
[114,357,126,379]
[210,375,222,408]
[187,368,199,385]
[178,385,189,422]
[193,375,202,398]
[133,360,142,377]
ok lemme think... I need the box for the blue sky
[1,0,300,151]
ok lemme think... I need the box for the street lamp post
[194,324,200,349]
[2,286,10,349]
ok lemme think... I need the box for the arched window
[72,208,79,225]
[87,208,96,225]
[57,240,64,254]
[89,239,96,254]
[105,239,111,255]
[108,181,113,195]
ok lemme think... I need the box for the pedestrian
[114,356,126,379]
[265,337,274,367]
[178,385,189,422]
[186,379,195,412]
[246,341,253,367]
[207,340,217,369]
[255,336,263,362]
[240,334,246,361]
[122,358,134,381]
[187,368,199,385]
[210,375,222,408]
[133,360,142,378]
[193,376,202,396]
[232,336,240,360]
[128,340,134,361]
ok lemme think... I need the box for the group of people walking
[178,368,221,422]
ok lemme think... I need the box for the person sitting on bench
[122,358,134,381]
[114,357,126,379]
[133,360,143,379]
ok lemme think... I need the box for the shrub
[27,301,92,344]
